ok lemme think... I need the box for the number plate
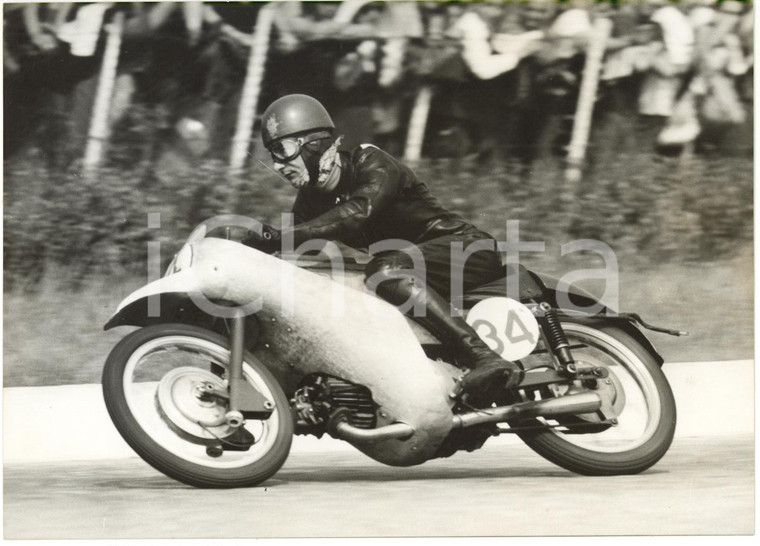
[466,297,540,361]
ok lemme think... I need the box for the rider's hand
[241,224,282,254]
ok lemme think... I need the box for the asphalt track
[3,435,754,539]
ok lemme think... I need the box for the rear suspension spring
[539,302,576,370]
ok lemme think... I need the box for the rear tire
[102,323,293,488]
[514,321,676,475]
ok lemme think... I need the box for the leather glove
[241,224,282,254]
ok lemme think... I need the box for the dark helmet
[261,94,335,148]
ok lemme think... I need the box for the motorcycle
[102,219,683,488]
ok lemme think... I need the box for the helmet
[261,94,335,148]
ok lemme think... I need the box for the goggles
[268,131,331,163]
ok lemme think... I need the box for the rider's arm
[291,191,313,225]
[285,148,402,244]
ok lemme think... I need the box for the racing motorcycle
[102,219,684,488]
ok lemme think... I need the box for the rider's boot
[375,277,524,407]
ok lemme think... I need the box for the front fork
[224,312,274,425]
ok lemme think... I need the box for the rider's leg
[366,251,523,407]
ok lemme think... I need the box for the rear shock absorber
[538,302,576,373]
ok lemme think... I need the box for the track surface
[3,435,753,538]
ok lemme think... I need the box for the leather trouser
[366,256,523,405]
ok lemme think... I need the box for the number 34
[471,309,537,356]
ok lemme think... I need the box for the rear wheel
[102,323,293,488]
[513,321,676,475]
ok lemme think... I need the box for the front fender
[104,270,204,330]
[104,269,264,357]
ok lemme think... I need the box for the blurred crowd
[3,1,754,172]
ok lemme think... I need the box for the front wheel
[102,323,293,488]
[513,321,677,475]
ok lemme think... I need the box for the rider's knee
[364,252,424,305]
[364,251,415,280]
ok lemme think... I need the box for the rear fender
[557,315,665,367]
[532,272,665,367]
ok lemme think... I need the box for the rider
[244,94,523,407]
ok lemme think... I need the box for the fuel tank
[191,238,456,466]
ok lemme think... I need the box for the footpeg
[206,426,256,457]
[222,426,256,451]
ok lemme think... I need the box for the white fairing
[116,239,456,465]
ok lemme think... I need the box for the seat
[453,263,545,310]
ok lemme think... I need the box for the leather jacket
[287,145,480,249]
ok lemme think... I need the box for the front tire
[102,323,293,488]
[514,321,676,475]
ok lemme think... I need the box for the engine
[292,374,377,436]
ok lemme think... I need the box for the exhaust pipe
[328,408,415,444]
[327,392,601,442]
[452,392,602,429]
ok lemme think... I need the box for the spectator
[22,2,73,53]
[634,3,695,152]
[56,3,112,57]
[536,4,591,66]
[272,0,377,54]
[450,4,543,80]
[518,0,559,32]
[597,16,663,158]
[638,3,694,115]
[4,3,111,167]
[266,1,389,150]
[2,0,754,167]
[420,1,551,160]
[735,3,754,105]
[498,2,589,170]
[689,0,752,154]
